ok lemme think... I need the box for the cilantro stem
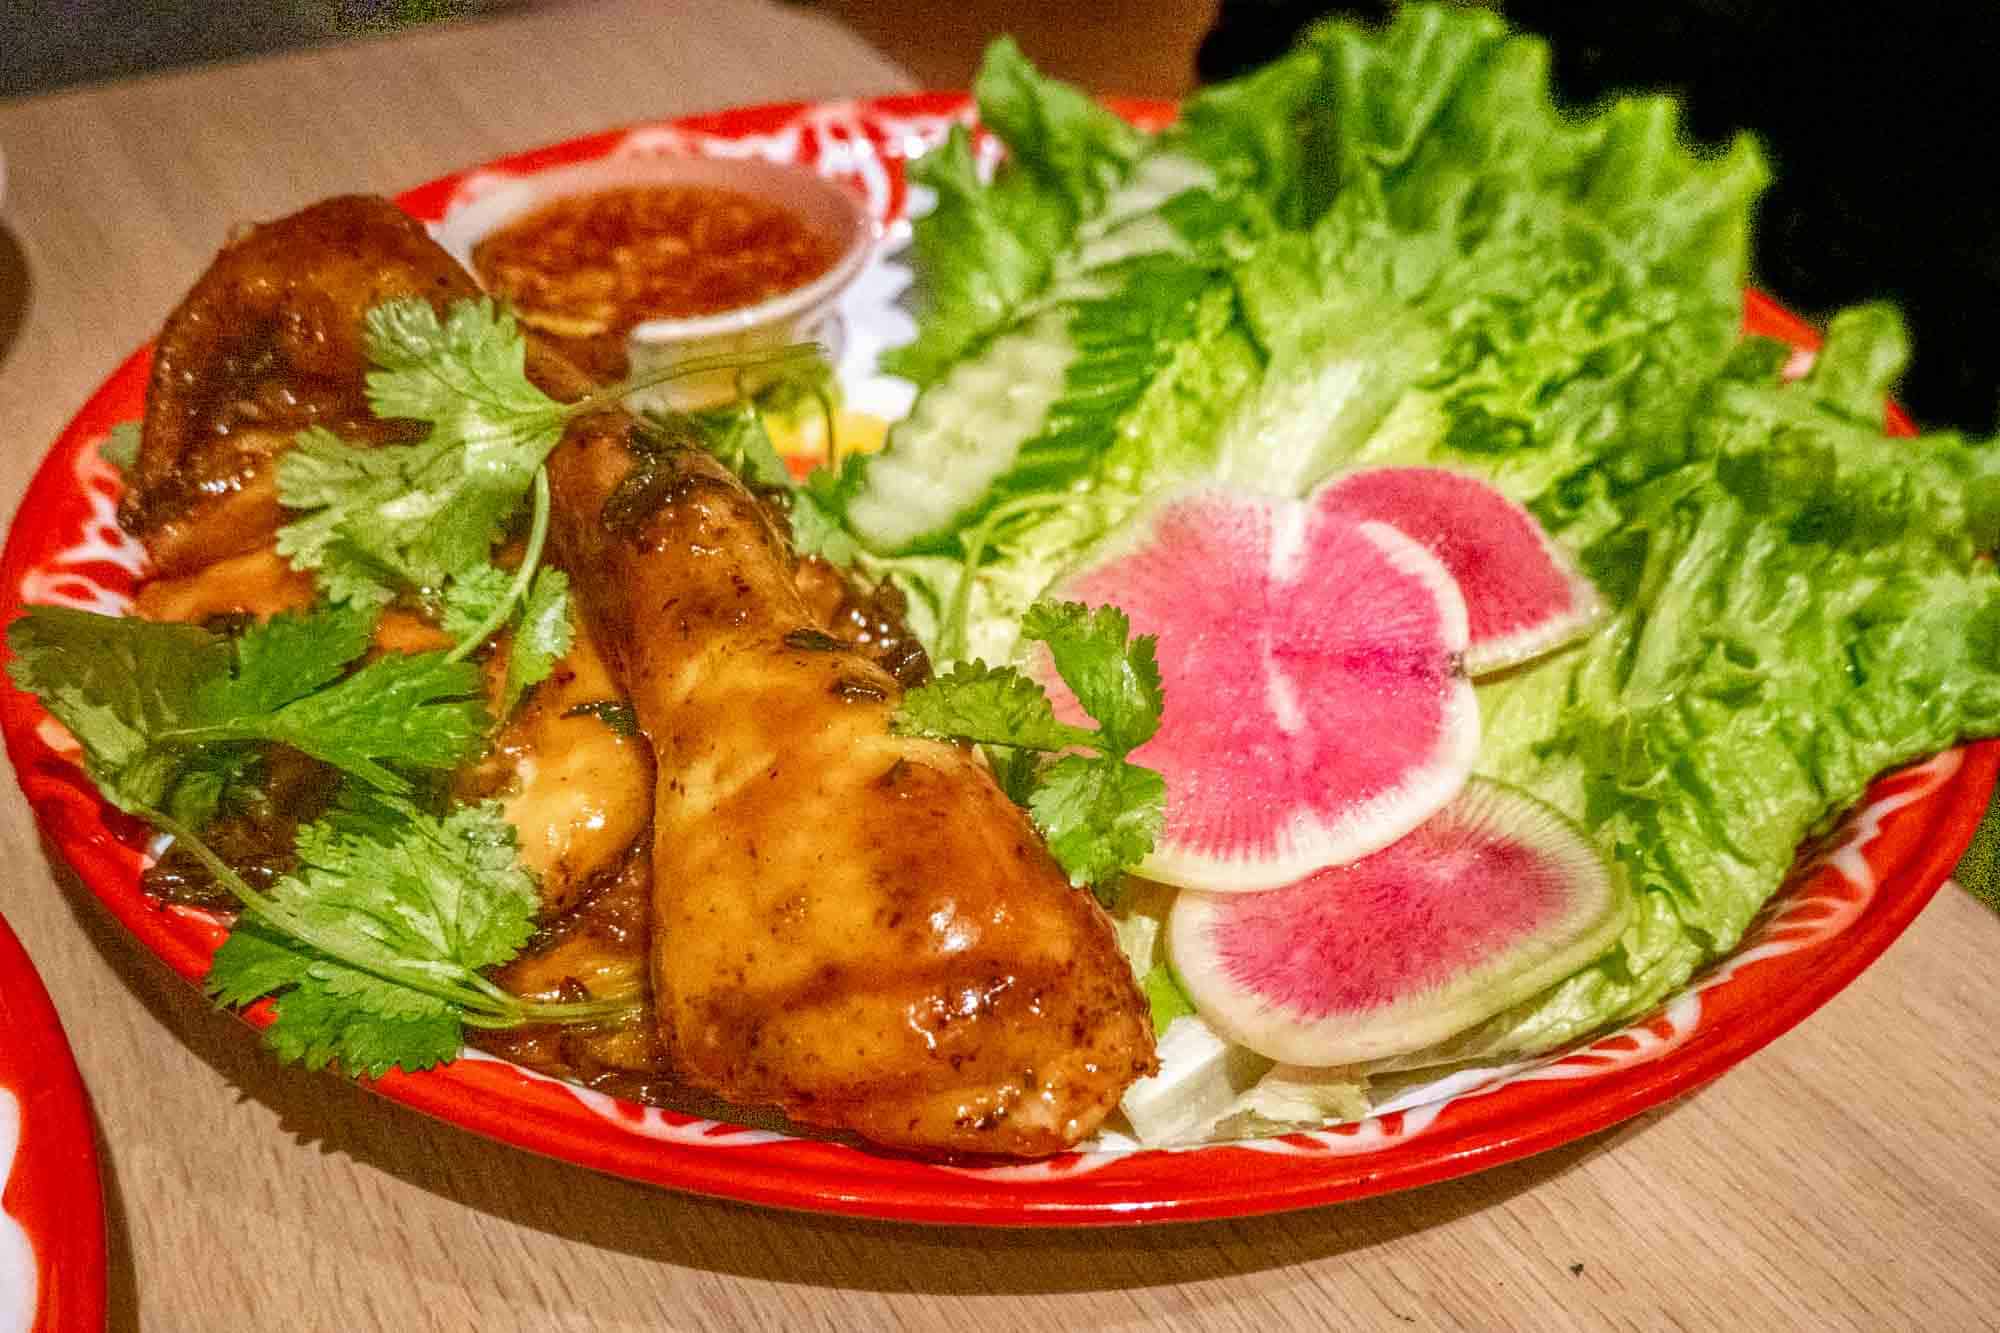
[447,468,551,665]
[565,343,824,420]
[472,986,644,1026]
[148,807,642,1032]
[457,993,642,1028]
[811,379,841,473]
[941,492,1094,664]
[454,959,640,1026]
[149,808,501,1016]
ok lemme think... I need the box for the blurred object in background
[802,0,1219,99]
[1200,0,2000,434]
[11,0,1992,429]
[1,0,524,98]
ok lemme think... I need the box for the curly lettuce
[846,6,2000,1089]
[1390,310,2000,1067]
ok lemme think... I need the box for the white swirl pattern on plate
[17,439,142,617]
[0,1089,34,1333]
[454,1048,789,1147]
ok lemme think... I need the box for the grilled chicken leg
[126,194,1157,1156]
[544,412,1158,1155]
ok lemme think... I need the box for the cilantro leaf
[784,488,861,565]
[889,598,1167,897]
[6,604,487,811]
[1018,601,1163,757]
[895,660,1096,752]
[295,794,539,973]
[274,426,435,603]
[1028,755,1167,902]
[263,975,464,1080]
[247,652,488,791]
[274,296,833,709]
[503,567,572,715]
[204,917,314,1007]
[668,401,793,490]
[202,795,545,1078]
[212,912,466,1079]
[5,607,228,813]
[985,743,1044,808]
[276,299,567,602]
[436,556,572,715]
[646,391,865,565]
[362,298,567,453]
[198,606,376,717]
[162,745,257,829]
[439,563,515,641]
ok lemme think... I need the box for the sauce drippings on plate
[472,185,839,378]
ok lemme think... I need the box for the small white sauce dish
[429,153,875,407]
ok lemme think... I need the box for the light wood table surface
[4,4,2000,1329]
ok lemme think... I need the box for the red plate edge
[0,93,1991,1227]
[0,913,109,1330]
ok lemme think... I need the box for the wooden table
[4,3,1999,1328]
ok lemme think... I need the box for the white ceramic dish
[428,153,875,406]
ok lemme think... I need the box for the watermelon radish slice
[1311,467,1603,676]
[1033,483,1480,893]
[1168,778,1628,1066]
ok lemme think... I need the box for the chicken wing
[544,410,1157,1156]
[122,195,479,575]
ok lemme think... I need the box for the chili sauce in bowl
[431,155,873,401]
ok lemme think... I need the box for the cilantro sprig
[6,604,635,1076]
[275,296,819,708]
[8,605,485,825]
[893,599,1167,902]
[196,792,624,1078]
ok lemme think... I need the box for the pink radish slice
[1311,467,1602,676]
[1033,483,1479,893]
[1169,778,1627,1066]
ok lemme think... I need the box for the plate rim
[0,911,109,1329]
[0,91,1990,1227]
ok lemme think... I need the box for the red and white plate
[0,913,106,1331]
[2,94,1994,1227]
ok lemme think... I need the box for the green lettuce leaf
[1213,13,1769,501]
[882,39,1141,385]
[1384,309,2000,1068]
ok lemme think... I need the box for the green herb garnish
[7,605,484,823]
[6,603,632,1076]
[624,386,858,565]
[894,598,1166,902]
[200,791,625,1080]
[99,421,142,478]
[275,296,815,706]
[562,700,640,737]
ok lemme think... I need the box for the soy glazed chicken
[119,195,1156,1157]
